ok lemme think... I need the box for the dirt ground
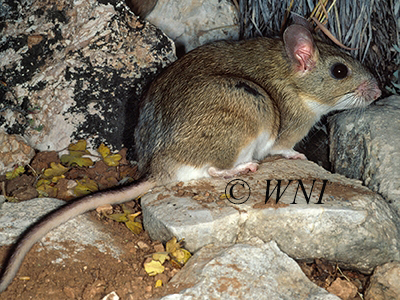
[0,149,181,299]
[0,208,182,300]
[0,210,371,300]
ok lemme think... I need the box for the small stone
[153,242,165,252]
[0,132,35,175]
[102,291,120,300]
[137,241,150,249]
[327,278,358,300]
[96,204,113,214]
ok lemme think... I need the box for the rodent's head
[283,24,381,114]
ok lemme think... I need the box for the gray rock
[146,0,239,53]
[329,95,400,216]
[0,0,176,154]
[364,262,400,300]
[161,240,339,300]
[142,158,400,272]
[0,198,121,259]
[0,132,35,174]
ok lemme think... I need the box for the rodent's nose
[372,84,382,100]
[357,80,381,102]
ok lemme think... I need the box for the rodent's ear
[283,24,318,73]
[290,13,314,32]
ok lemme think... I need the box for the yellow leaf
[220,193,230,200]
[144,260,164,276]
[37,179,51,187]
[166,237,182,253]
[103,154,122,167]
[18,276,31,281]
[74,178,98,197]
[125,220,142,234]
[43,162,69,179]
[166,237,191,267]
[36,182,58,198]
[105,213,129,222]
[68,140,88,151]
[97,143,110,158]
[127,211,141,222]
[6,166,25,180]
[171,249,192,265]
[51,175,65,183]
[60,153,94,167]
[60,140,94,166]
[68,149,91,157]
[152,252,170,264]
[155,280,163,288]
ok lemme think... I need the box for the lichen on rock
[0,0,176,154]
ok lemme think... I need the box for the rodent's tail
[0,180,156,293]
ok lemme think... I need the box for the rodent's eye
[330,63,349,80]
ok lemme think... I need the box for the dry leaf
[144,260,165,276]
[125,220,143,234]
[51,175,65,183]
[43,162,69,179]
[219,193,230,200]
[98,143,122,166]
[68,140,89,152]
[61,153,94,167]
[61,140,94,167]
[127,211,141,222]
[6,166,25,180]
[105,213,129,222]
[97,143,110,158]
[74,178,98,197]
[166,237,182,253]
[155,280,163,288]
[36,181,58,198]
[165,237,191,267]
[171,249,192,265]
[103,154,122,167]
[104,209,143,234]
[152,253,170,264]
[37,179,51,186]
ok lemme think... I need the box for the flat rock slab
[141,157,400,272]
[0,197,121,260]
[162,240,340,300]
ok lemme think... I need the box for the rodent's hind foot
[287,152,307,160]
[271,149,307,160]
[208,161,259,178]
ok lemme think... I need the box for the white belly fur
[235,131,275,163]
[174,131,274,181]
[175,165,211,182]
